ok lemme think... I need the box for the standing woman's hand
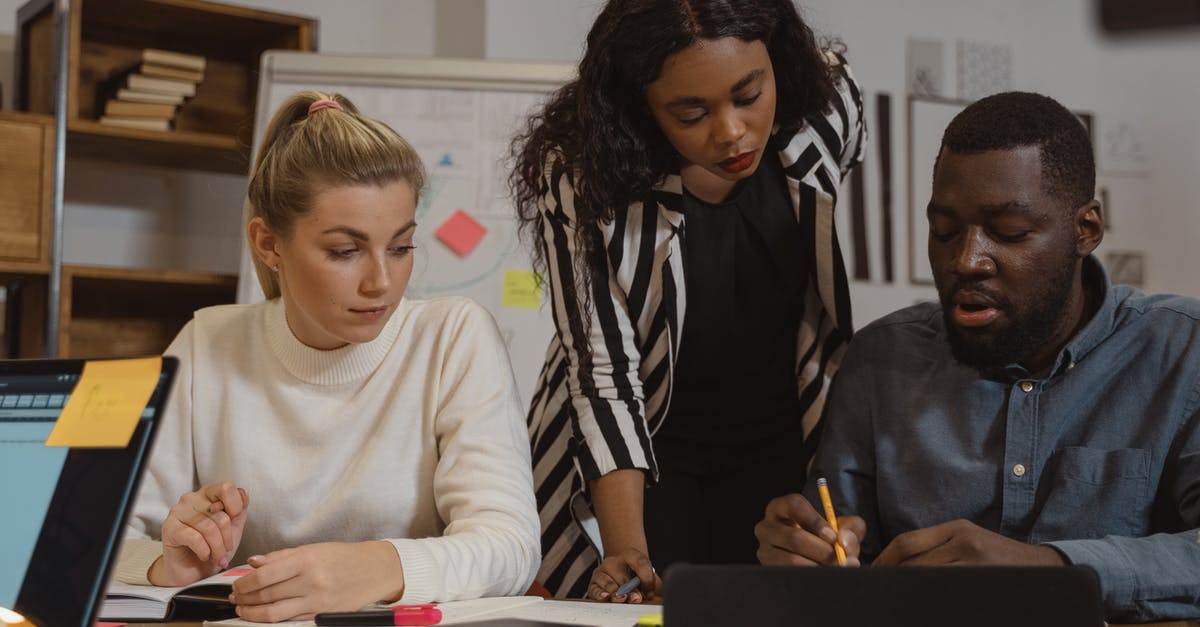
[587,468,660,602]
[149,482,250,586]
[589,547,661,603]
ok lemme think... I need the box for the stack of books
[99,48,206,131]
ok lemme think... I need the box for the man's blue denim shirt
[807,258,1200,622]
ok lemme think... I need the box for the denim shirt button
[1020,381,1034,393]
[1013,464,1027,477]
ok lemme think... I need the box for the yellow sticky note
[45,357,161,448]
[502,270,542,309]
[636,613,663,627]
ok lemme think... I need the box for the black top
[654,153,808,475]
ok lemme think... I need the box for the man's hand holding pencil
[754,486,864,567]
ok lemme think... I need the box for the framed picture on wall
[908,96,969,285]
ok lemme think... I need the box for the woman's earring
[272,265,280,272]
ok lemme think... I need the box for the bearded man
[755,91,1200,623]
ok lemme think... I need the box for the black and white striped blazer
[528,53,865,597]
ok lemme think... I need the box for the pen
[816,477,847,566]
[615,575,642,597]
[314,604,442,626]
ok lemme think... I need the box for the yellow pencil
[816,477,847,566]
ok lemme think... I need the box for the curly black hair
[938,91,1095,210]
[510,0,838,301]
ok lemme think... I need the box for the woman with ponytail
[114,91,539,622]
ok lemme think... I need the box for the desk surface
[124,598,660,626]
[126,617,1200,627]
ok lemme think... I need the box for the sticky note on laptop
[46,357,161,448]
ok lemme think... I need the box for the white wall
[483,0,599,62]
[1,0,1197,327]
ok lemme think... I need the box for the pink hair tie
[307,99,344,115]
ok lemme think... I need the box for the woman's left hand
[229,541,405,622]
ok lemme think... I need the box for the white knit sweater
[114,296,540,603]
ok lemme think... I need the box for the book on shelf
[140,62,205,83]
[98,115,172,131]
[103,99,178,119]
[142,47,207,73]
[99,566,246,621]
[125,72,197,97]
[114,88,186,106]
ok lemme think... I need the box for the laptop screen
[0,357,177,627]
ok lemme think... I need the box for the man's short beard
[942,254,1077,375]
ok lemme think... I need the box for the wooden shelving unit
[59,265,237,358]
[17,0,316,174]
[7,0,317,358]
[0,112,53,358]
[0,112,54,274]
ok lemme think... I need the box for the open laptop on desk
[664,563,1103,627]
[0,357,177,627]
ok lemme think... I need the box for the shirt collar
[264,297,407,386]
[992,256,1113,381]
[1050,255,1117,377]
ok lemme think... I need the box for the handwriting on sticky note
[45,357,161,448]
[435,210,487,257]
[502,270,542,309]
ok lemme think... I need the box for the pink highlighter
[314,604,442,626]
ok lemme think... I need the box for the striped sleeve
[826,51,867,179]
[537,159,655,483]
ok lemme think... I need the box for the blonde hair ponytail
[246,90,426,299]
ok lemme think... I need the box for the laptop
[664,563,1104,627]
[0,357,177,627]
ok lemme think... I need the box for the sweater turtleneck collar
[263,298,407,386]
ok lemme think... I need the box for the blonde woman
[114,91,539,622]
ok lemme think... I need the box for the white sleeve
[386,301,540,602]
[113,321,200,585]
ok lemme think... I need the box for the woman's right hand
[588,547,661,603]
[149,482,250,586]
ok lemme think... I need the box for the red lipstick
[719,151,756,174]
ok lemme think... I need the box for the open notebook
[99,566,249,621]
[205,596,660,626]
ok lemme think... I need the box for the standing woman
[511,0,864,602]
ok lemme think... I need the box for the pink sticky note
[96,622,128,627]
[435,210,487,257]
[224,567,254,576]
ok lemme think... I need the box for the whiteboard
[237,52,576,408]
